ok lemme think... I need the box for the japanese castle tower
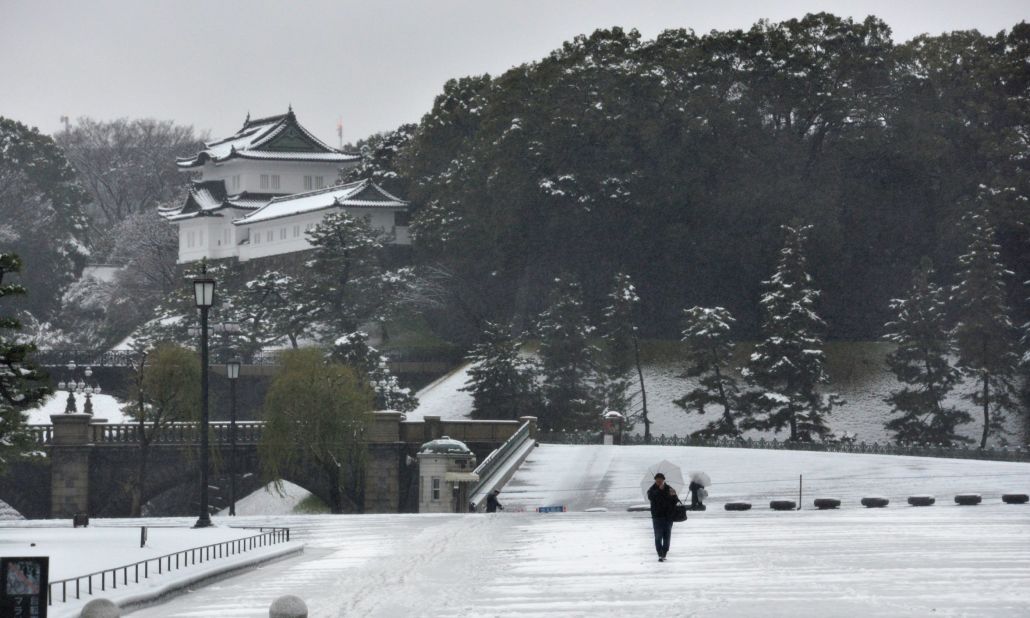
[160,109,410,263]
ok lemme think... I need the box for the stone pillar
[364,411,403,513]
[50,413,93,518]
[423,415,442,442]
[518,416,538,439]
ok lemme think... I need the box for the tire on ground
[724,502,752,511]
[770,499,796,511]
[1001,493,1028,504]
[860,497,889,508]
[813,497,841,510]
[954,494,982,506]
[907,495,935,506]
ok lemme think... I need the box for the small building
[159,108,410,264]
[417,437,479,513]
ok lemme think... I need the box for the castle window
[254,233,260,244]
[271,175,280,190]
[293,225,300,238]
[280,228,286,240]
[198,231,204,246]
[231,175,240,191]
[431,478,440,501]
[304,176,313,190]
[266,230,274,242]
[315,176,324,189]
[187,231,195,248]
[260,174,269,189]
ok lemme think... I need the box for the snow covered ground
[19,445,1024,617]
[216,480,314,517]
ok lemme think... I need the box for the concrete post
[423,415,442,441]
[269,595,308,617]
[50,413,93,518]
[518,416,538,439]
[364,411,403,513]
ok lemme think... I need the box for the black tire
[770,499,796,511]
[954,494,982,506]
[907,495,935,507]
[724,502,752,511]
[813,498,841,510]
[1002,493,1028,504]
[860,497,889,508]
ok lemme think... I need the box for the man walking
[646,473,679,561]
[486,489,503,513]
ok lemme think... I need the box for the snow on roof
[232,179,407,226]
[176,109,358,168]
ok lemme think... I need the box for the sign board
[536,506,567,513]
[1,556,48,618]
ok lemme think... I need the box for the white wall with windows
[235,207,408,262]
[190,160,352,195]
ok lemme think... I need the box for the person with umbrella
[688,471,711,511]
[646,472,680,562]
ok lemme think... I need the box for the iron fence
[537,431,1030,462]
[47,526,290,607]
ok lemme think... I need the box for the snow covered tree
[741,223,839,442]
[122,343,200,516]
[260,348,373,513]
[883,259,970,445]
[950,212,1021,448]
[237,271,318,349]
[600,272,648,438]
[0,253,51,475]
[330,332,418,413]
[460,321,538,420]
[0,117,90,321]
[535,277,603,430]
[306,211,388,338]
[674,306,741,439]
[55,117,203,255]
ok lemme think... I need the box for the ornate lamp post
[57,362,102,415]
[192,268,216,529]
[226,356,241,516]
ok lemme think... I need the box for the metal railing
[469,420,535,510]
[47,526,290,607]
[28,422,266,447]
[536,431,1030,463]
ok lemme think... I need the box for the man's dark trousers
[652,517,672,556]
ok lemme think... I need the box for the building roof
[158,180,283,221]
[232,179,408,226]
[175,108,359,169]
[418,437,473,456]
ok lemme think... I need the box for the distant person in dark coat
[486,489,503,513]
[646,473,679,561]
[689,480,705,509]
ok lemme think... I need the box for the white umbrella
[689,471,712,487]
[641,460,685,498]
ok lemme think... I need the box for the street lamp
[193,268,216,529]
[226,356,241,516]
[57,362,100,415]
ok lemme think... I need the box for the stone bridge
[0,412,532,519]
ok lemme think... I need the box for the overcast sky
[2,1,1027,145]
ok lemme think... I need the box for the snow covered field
[22,390,129,424]
[16,445,1024,617]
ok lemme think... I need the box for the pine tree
[675,306,741,439]
[535,277,603,430]
[306,211,387,338]
[600,272,647,437]
[330,332,418,413]
[950,212,1021,448]
[460,321,538,420]
[741,223,839,442]
[883,259,970,445]
[0,253,51,474]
